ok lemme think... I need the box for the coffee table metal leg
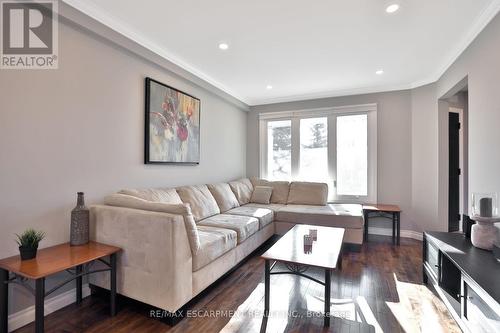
[324,269,331,327]
[0,268,8,333]
[35,277,45,333]
[110,253,117,316]
[264,259,270,317]
[76,265,83,305]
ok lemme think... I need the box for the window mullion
[290,117,301,180]
[328,115,337,201]
[259,119,267,178]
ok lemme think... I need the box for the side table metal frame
[0,253,117,333]
[363,210,400,245]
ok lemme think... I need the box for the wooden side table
[362,204,401,245]
[0,241,121,333]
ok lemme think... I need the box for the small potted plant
[15,228,45,260]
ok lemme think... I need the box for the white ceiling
[63,0,500,106]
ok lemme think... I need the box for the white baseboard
[368,227,423,241]
[8,284,91,332]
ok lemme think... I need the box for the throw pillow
[250,186,273,204]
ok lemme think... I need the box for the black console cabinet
[423,232,500,332]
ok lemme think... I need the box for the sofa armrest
[89,205,192,312]
[103,193,201,254]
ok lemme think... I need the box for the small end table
[362,204,401,245]
[0,241,121,333]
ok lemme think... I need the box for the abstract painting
[145,77,200,164]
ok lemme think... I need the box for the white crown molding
[62,0,500,107]
[251,0,500,106]
[417,0,500,87]
[61,0,250,105]
[8,284,91,332]
[249,83,414,106]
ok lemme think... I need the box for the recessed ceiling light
[385,4,400,13]
[266,85,273,90]
[218,42,229,50]
[376,69,384,75]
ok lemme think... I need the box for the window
[336,114,367,196]
[267,120,291,180]
[299,117,329,182]
[259,104,377,203]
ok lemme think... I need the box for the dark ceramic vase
[70,192,90,246]
[19,246,37,260]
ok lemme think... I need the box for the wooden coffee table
[261,224,345,327]
[0,241,121,333]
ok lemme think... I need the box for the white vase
[471,219,499,250]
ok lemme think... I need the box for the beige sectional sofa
[89,178,364,316]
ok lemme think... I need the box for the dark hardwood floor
[14,235,459,333]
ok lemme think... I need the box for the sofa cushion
[275,204,364,229]
[119,188,183,204]
[245,202,286,213]
[251,178,290,204]
[229,178,253,205]
[193,226,237,271]
[250,186,273,204]
[104,193,202,255]
[176,185,220,222]
[287,182,328,205]
[207,183,240,213]
[198,214,259,243]
[226,206,274,228]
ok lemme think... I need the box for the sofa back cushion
[207,183,240,212]
[104,193,201,254]
[287,182,328,205]
[251,178,290,204]
[177,185,221,222]
[119,188,183,204]
[229,178,253,205]
[250,186,273,204]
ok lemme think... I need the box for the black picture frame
[145,77,201,164]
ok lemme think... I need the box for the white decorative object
[470,216,500,251]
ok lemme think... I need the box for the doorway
[448,111,460,232]
[438,78,469,233]
[446,89,468,233]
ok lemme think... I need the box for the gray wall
[409,11,500,232]
[410,83,439,232]
[248,91,413,230]
[437,11,500,224]
[0,13,247,314]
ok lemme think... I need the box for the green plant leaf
[15,228,45,248]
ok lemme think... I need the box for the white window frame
[259,103,377,204]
